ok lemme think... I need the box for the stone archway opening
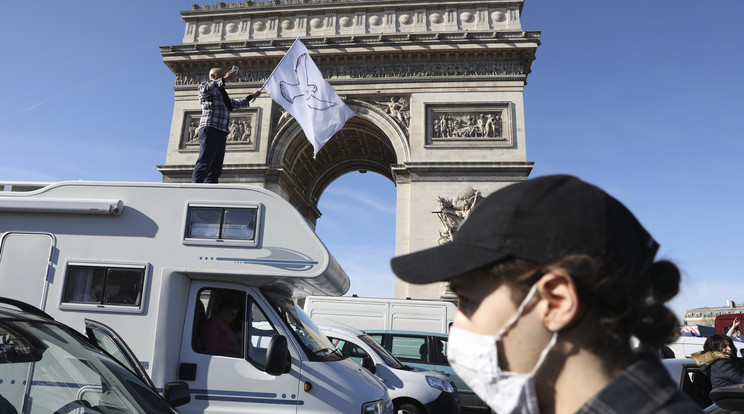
[315,170,398,298]
[276,115,398,226]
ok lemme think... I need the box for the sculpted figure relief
[384,97,410,129]
[361,96,410,131]
[433,112,502,139]
[187,120,200,143]
[174,62,523,86]
[434,186,483,245]
[227,119,253,143]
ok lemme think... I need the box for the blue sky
[1,1,742,320]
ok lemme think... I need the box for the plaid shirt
[575,353,703,414]
[198,78,252,133]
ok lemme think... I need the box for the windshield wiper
[313,347,343,358]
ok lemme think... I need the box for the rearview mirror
[0,345,44,363]
[265,335,290,376]
[361,357,376,374]
[162,381,191,407]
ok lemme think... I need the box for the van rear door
[0,232,54,308]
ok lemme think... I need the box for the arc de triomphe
[158,0,540,301]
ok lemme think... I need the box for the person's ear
[536,271,581,332]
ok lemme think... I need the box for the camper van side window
[194,288,246,358]
[63,265,144,306]
[185,206,258,242]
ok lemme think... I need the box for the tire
[397,402,423,414]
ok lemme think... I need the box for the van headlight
[362,399,385,414]
[426,376,455,393]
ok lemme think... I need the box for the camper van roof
[0,181,350,297]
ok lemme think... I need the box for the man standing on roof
[192,67,261,184]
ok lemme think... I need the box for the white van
[0,181,392,414]
[318,324,460,414]
[303,296,457,334]
[667,336,744,359]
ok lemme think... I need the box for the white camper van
[303,296,457,334]
[0,182,392,414]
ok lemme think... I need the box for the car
[319,324,460,414]
[0,297,189,413]
[365,330,489,412]
[663,357,713,408]
[663,357,744,413]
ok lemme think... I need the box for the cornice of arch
[186,0,524,13]
[162,31,540,55]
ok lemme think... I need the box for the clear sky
[1,1,742,320]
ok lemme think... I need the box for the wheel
[397,402,424,414]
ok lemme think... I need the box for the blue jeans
[192,126,227,183]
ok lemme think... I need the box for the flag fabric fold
[264,38,355,158]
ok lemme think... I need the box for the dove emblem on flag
[264,38,355,158]
[279,53,338,111]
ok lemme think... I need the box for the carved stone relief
[180,110,258,151]
[174,61,524,87]
[433,112,501,139]
[186,1,521,41]
[361,96,410,133]
[426,103,512,148]
[434,186,483,245]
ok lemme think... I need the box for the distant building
[684,300,744,327]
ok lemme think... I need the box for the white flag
[264,38,355,158]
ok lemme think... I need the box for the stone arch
[159,0,540,302]
[266,101,407,225]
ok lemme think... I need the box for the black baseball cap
[391,175,659,284]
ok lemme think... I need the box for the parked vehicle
[662,357,712,408]
[662,357,744,413]
[0,297,189,413]
[667,336,744,359]
[0,181,392,414]
[680,324,715,337]
[715,314,744,336]
[319,324,460,414]
[303,296,457,334]
[366,330,488,412]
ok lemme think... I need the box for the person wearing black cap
[391,175,702,414]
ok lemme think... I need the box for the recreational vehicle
[0,182,392,414]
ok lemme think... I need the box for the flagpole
[260,36,301,91]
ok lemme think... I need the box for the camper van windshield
[263,291,342,362]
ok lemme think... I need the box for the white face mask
[448,283,558,414]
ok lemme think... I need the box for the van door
[84,319,156,390]
[0,232,54,308]
[177,282,299,414]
